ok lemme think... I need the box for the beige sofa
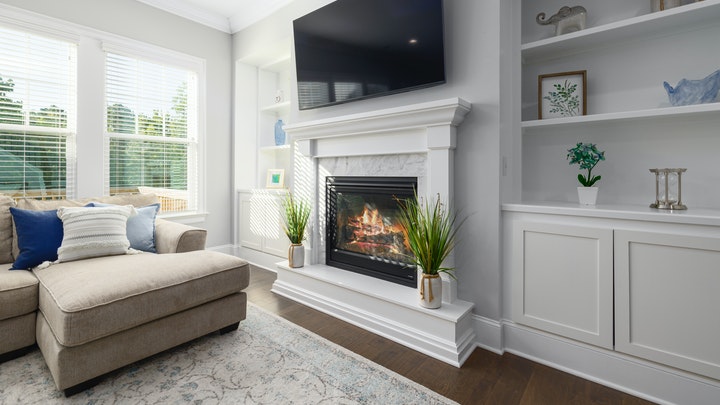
[0,194,250,396]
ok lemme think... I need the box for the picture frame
[538,70,587,119]
[266,169,285,189]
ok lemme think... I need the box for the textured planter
[418,271,442,309]
[288,244,304,268]
[577,186,599,206]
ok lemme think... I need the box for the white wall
[0,0,234,248]
[232,0,507,321]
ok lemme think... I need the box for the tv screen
[293,0,445,110]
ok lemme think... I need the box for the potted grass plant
[396,193,463,309]
[567,142,605,206]
[282,192,311,268]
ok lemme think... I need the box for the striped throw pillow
[57,205,136,262]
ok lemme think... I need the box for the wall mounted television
[293,0,445,110]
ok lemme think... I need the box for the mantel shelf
[522,0,720,64]
[522,102,720,131]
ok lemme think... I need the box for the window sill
[159,211,208,225]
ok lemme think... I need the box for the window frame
[0,5,207,222]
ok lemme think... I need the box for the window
[105,52,198,213]
[0,25,77,200]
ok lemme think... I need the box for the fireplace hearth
[326,176,417,287]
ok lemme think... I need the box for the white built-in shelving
[514,0,720,215]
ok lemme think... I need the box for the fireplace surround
[326,176,417,287]
[271,98,475,367]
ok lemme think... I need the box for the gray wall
[0,0,234,248]
[233,0,507,321]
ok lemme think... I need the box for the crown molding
[229,0,294,32]
[136,0,232,33]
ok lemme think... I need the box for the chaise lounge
[0,193,250,396]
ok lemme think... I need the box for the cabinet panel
[512,221,613,348]
[615,230,720,380]
[238,191,287,258]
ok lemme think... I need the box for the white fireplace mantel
[272,97,476,367]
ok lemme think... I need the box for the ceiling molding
[136,0,232,33]
[229,0,295,33]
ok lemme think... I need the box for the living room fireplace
[326,176,417,287]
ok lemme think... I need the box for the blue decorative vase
[663,69,720,106]
[274,119,286,146]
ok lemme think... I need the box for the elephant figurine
[663,69,720,106]
[536,6,587,36]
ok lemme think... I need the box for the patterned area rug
[0,304,456,404]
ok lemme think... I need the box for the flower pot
[577,186,598,206]
[288,244,304,268]
[418,271,442,309]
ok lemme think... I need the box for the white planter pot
[288,244,304,268]
[418,271,442,309]
[577,186,599,206]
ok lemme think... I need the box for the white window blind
[104,52,198,213]
[0,25,77,200]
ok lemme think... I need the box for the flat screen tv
[293,0,445,110]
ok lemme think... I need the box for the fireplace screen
[326,176,417,287]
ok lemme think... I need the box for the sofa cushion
[0,196,16,264]
[9,208,64,270]
[56,205,134,262]
[34,250,249,347]
[88,202,160,253]
[0,264,39,320]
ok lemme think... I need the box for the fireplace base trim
[271,262,476,367]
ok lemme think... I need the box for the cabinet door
[261,194,289,258]
[615,230,720,380]
[512,221,613,349]
[238,193,262,251]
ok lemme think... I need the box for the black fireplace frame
[325,176,418,287]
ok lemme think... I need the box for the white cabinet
[615,230,720,381]
[238,190,288,258]
[512,221,614,348]
[505,206,720,381]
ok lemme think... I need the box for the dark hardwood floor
[245,265,654,405]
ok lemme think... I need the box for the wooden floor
[246,265,655,405]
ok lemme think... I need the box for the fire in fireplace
[326,176,417,287]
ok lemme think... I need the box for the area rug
[0,304,456,404]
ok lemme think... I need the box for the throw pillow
[9,208,64,270]
[87,202,160,252]
[56,205,135,262]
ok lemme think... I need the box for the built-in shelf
[522,102,720,131]
[521,0,720,63]
[260,55,292,73]
[503,201,720,226]
[260,100,291,114]
[259,144,291,152]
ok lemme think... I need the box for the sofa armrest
[155,219,207,253]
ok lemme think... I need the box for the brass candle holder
[650,168,687,210]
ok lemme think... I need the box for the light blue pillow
[10,208,64,270]
[87,202,160,253]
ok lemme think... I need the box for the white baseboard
[471,317,720,405]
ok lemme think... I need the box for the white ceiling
[136,0,296,33]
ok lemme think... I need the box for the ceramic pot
[288,243,304,268]
[418,271,442,309]
[577,186,598,206]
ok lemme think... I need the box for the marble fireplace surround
[271,98,476,367]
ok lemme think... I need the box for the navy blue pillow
[10,208,64,270]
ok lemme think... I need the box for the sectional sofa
[0,193,250,396]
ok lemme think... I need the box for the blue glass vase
[274,119,286,146]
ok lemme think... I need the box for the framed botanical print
[266,169,285,189]
[538,70,587,119]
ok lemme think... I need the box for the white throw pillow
[56,205,136,262]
